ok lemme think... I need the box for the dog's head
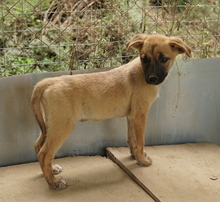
[126,34,191,85]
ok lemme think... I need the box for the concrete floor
[107,143,220,202]
[1,143,220,202]
[0,156,153,202]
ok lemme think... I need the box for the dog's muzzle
[148,75,158,83]
[146,74,167,85]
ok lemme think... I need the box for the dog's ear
[126,34,148,52]
[169,37,192,57]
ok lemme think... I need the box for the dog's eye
[161,57,169,63]
[141,54,150,63]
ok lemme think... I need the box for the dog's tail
[31,79,53,136]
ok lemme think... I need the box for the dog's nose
[148,76,158,83]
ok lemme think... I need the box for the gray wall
[0,58,220,166]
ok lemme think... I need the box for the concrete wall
[0,58,220,166]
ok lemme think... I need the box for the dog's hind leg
[37,119,75,189]
[34,130,64,175]
[127,114,152,166]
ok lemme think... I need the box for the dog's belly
[78,99,130,122]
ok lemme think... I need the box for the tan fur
[31,34,191,189]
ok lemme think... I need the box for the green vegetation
[0,0,219,76]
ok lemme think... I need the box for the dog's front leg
[127,114,152,166]
[127,117,136,158]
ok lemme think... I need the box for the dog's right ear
[126,34,148,52]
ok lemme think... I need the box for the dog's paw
[130,153,135,159]
[52,164,63,175]
[53,178,67,190]
[137,156,152,167]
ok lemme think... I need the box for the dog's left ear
[126,34,148,52]
[169,37,192,57]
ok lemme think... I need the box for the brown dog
[31,34,191,189]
